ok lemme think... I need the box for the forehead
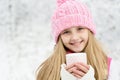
[63,26,85,31]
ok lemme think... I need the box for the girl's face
[60,26,89,53]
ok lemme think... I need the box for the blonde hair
[36,37,66,80]
[84,30,108,80]
[36,30,108,80]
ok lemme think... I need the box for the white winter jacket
[60,59,120,80]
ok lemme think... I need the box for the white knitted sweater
[60,60,120,80]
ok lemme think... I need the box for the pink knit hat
[51,0,96,42]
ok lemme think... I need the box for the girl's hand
[65,62,90,79]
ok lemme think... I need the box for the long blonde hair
[36,30,108,80]
[36,37,66,80]
[84,30,108,80]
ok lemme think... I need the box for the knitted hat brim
[52,14,96,42]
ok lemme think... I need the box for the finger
[72,68,85,77]
[78,62,90,69]
[74,63,89,73]
[71,72,82,79]
[67,66,77,73]
[65,63,75,70]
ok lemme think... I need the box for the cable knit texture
[51,0,96,42]
[61,60,120,80]
[60,64,96,80]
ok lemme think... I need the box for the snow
[0,0,120,80]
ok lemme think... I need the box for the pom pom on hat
[57,0,74,6]
[52,0,96,42]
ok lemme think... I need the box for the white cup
[66,53,87,66]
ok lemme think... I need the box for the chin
[72,50,82,53]
[73,48,84,52]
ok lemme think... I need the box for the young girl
[36,0,119,80]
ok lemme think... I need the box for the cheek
[61,36,70,44]
[85,34,89,42]
[83,31,89,41]
[84,33,88,39]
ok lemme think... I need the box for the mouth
[70,40,83,46]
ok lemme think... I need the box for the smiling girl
[36,0,119,80]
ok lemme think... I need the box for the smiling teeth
[71,41,83,45]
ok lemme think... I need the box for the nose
[70,32,79,41]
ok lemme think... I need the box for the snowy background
[0,0,120,80]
